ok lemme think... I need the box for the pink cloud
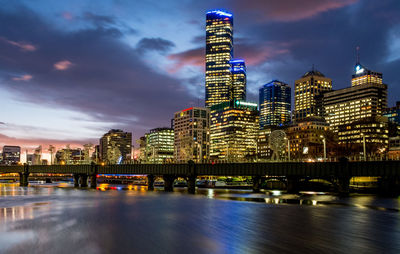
[167,48,204,73]
[54,60,73,70]
[12,74,33,81]
[233,0,358,22]
[0,37,37,52]
[62,12,73,20]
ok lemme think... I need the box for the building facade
[145,128,174,164]
[210,100,259,162]
[259,80,291,129]
[323,64,387,133]
[2,146,21,165]
[230,59,246,101]
[174,107,210,163]
[384,101,400,125]
[294,69,332,121]
[99,129,132,164]
[205,10,233,108]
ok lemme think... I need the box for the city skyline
[0,0,399,151]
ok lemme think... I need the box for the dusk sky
[0,0,399,152]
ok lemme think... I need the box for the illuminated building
[384,101,400,125]
[323,63,387,133]
[388,137,400,160]
[210,100,259,161]
[338,116,389,157]
[286,118,330,160]
[2,146,20,165]
[294,69,332,121]
[230,59,246,101]
[174,107,210,163]
[205,9,233,108]
[54,148,85,165]
[144,128,174,164]
[259,80,291,129]
[257,128,273,160]
[99,129,132,164]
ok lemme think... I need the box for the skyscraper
[205,10,233,108]
[230,59,246,101]
[294,69,332,121]
[210,100,259,162]
[99,129,132,164]
[174,107,210,163]
[2,146,20,165]
[259,80,291,129]
[145,128,174,164]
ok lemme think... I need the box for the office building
[99,129,132,164]
[259,80,291,129]
[174,107,210,163]
[230,59,246,101]
[2,146,21,165]
[205,10,233,108]
[145,128,174,164]
[324,63,387,132]
[384,101,400,125]
[210,100,259,161]
[294,69,332,121]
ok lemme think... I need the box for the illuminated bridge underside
[1,162,400,177]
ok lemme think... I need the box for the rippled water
[0,182,400,253]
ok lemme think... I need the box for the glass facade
[99,129,132,164]
[384,102,400,125]
[174,107,210,163]
[230,59,246,101]
[210,100,259,162]
[2,146,21,165]
[205,10,233,108]
[259,80,291,129]
[145,128,174,164]
[294,70,332,121]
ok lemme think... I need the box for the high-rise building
[259,80,291,129]
[294,69,332,121]
[323,63,387,132]
[2,146,21,165]
[99,129,132,164]
[210,100,259,162]
[230,59,246,101]
[145,128,174,164]
[384,101,400,125]
[205,10,233,108]
[174,107,210,163]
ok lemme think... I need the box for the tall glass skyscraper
[205,10,233,108]
[230,59,246,101]
[259,80,291,129]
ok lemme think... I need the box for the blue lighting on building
[206,10,233,17]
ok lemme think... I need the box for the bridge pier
[73,174,80,187]
[378,176,400,196]
[80,174,88,188]
[163,175,175,192]
[187,175,196,194]
[252,176,262,193]
[147,174,155,191]
[337,177,350,196]
[18,172,29,187]
[90,174,97,189]
[286,176,300,194]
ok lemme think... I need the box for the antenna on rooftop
[356,46,360,64]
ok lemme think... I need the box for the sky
[0,0,399,153]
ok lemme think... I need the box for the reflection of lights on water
[207,189,214,198]
[271,190,281,196]
[1,206,34,222]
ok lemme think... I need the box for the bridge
[1,160,400,195]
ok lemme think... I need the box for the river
[0,182,400,253]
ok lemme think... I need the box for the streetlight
[361,133,366,161]
[284,137,290,161]
[320,135,326,162]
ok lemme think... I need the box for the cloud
[54,60,73,70]
[83,12,115,26]
[0,37,36,51]
[62,12,73,20]
[167,48,204,73]
[12,74,33,81]
[136,37,175,53]
[230,0,358,22]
